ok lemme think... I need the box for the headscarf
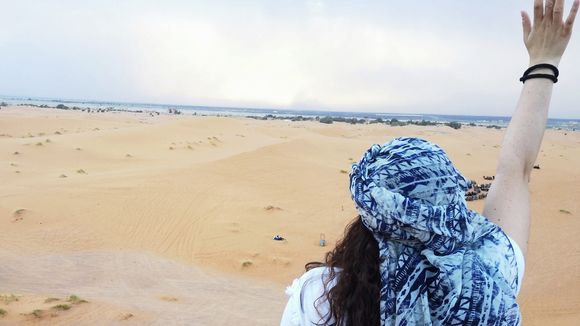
[349,137,520,325]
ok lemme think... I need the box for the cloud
[0,0,578,117]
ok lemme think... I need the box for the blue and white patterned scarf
[349,137,521,325]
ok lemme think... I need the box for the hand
[521,0,580,66]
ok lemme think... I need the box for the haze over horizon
[1,0,579,118]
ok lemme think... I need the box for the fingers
[546,0,555,23]
[554,0,565,22]
[522,11,532,41]
[564,0,580,33]
[534,0,544,25]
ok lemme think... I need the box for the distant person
[280,1,578,325]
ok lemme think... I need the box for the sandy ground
[0,106,579,325]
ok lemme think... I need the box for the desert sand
[1,106,579,325]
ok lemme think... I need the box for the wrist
[529,58,560,67]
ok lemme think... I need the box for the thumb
[522,11,532,43]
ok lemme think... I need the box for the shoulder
[285,267,334,306]
[281,267,340,326]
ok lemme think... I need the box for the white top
[280,236,525,326]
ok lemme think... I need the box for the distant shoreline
[1,96,578,131]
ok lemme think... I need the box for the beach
[1,105,579,325]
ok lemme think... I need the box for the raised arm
[483,0,579,256]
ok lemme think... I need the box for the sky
[0,0,579,118]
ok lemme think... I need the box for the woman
[280,1,579,325]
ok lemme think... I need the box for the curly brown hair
[305,216,380,326]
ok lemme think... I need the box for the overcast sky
[1,0,579,118]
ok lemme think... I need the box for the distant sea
[2,95,578,131]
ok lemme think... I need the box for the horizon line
[2,93,579,121]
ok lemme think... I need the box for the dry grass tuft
[0,308,6,317]
[76,169,87,174]
[68,295,88,304]
[44,298,59,304]
[339,169,348,174]
[264,205,282,211]
[13,209,26,217]
[0,294,19,305]
[52,304,71,311]
[31,309,44,318]
[241,260,253,268]
[559,209,572,215]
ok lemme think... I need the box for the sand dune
[0,250,284,325]
[1,106,579,325]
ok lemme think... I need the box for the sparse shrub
[76,169,87,174]
[0,294,19,304]
[52,304,71,311]
[68,295,87,304]
[319,116,333,124]
[445,121,462,130]
[559,209,572,214]
[0,308,6,317]
[36,142,43,146]
[31,309,44,318]
[13,151,20,155]
[241,260,253,268]
[44,298,59,303]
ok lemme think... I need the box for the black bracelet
[520,63,559,83]
[523,63,559,78]
[519,73,558,83]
